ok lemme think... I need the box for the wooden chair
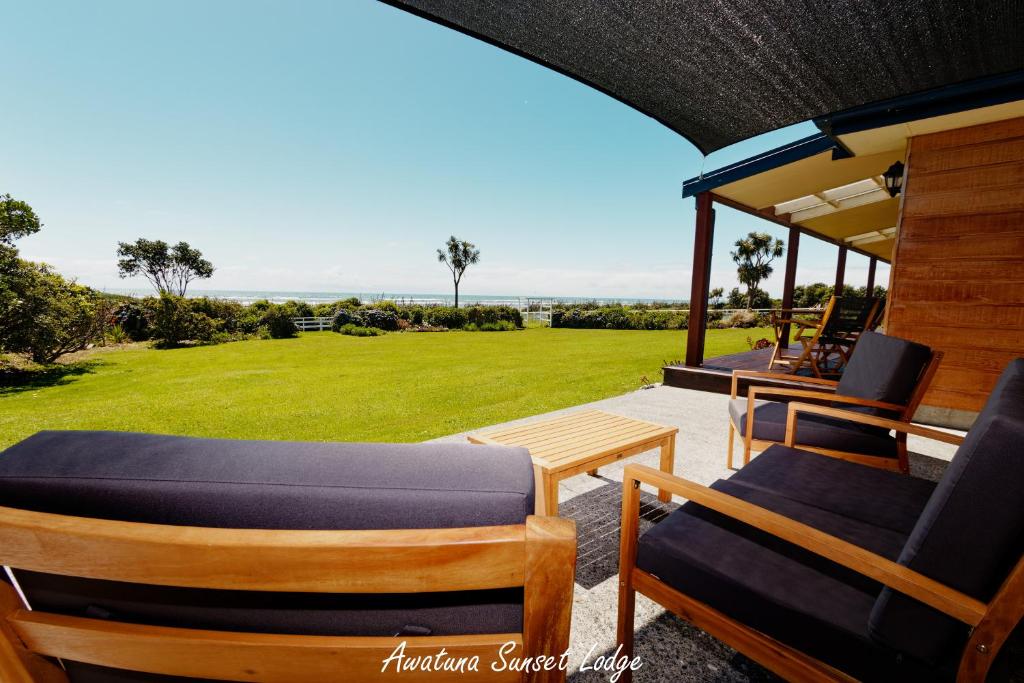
[767,296,837,377]
[728,331,942,473]
[618,358,1024,682]
[0,512,575,682]
[812,296,881,376]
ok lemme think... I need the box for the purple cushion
[0,430,536,683]
[869,359,1024,663]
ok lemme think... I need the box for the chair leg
[897,434,910,474]
[617,477,641,683]
[727,420,735,470]
[743,430,752,466]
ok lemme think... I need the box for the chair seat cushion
[730,398,898,458]
[730,445,936,535]
[0,431,536,683]
[636,480,945,681]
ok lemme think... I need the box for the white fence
[292,317,333,332]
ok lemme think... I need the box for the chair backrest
[822,296,879,338]
[834,331,936,418]
[0,431,576,682]
[868,359,1024,665]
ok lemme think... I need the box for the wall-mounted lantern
[882,161,905,197]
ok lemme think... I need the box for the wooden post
[834,246,847,297]
[866,257,877,295]
[685,192,715,367]
[779,226,800,349]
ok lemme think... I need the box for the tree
[117,239,214,296]
[731,232,784,309]
[1,261,101,363]
[436,236,480,308]
[708,287,725,309]
[726,286,771,310]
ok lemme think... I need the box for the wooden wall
[887,116,1024,414]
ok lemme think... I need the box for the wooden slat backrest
[0,509,577,682]
[0,505,526,592]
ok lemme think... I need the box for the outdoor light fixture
[882,161,905,197]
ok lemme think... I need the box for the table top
[470,409,677,472]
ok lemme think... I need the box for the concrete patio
[431,384,961,682]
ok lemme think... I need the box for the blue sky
[2,0,886,300]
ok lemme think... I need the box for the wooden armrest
[749,387,904,413]
[784,403,966,447]
[729,370,838,398]
[621,465,985,626]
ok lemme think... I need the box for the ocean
[101,289,687,307]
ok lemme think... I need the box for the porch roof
[681,94,1024,260]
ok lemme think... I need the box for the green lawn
[0,327,771,448]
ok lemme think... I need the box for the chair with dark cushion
[0,431,576,682]
[728,331,941,472]
[618,358,1024,683]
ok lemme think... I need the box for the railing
[292,317,333,332]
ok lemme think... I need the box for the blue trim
[816,71,1024,138]
[681,134,838,198]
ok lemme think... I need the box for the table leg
[658,435,675,503]
[586,468,599,477]
[544,471,560,517]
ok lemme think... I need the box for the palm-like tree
[437,236,480,308]
[731,232,784,309]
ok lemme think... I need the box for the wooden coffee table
[468,409,678,516]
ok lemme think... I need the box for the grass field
[0,327,771,448]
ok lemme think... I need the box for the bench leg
[544,472,560,517]
[657,435,675,503]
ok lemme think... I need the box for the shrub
[261,306,298,339]
[464,305,523,328]
[357,308,401,331]
[372,300,400,314]
[279,299,314,318]
[150,295,217,347]
[312,302,338,317]
[465,320,517,332]
[111,301,151,341]
[721,310,759,328]
[1,261,102,362]
[337,323,385,337]
[331,308,357,331]
[107,324,129,344]
[425,306,467,330]
[189,298,248,334]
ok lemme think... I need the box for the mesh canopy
[382,0,1024,154]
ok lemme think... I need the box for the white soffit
[774,176,889,223]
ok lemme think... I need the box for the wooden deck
[663,347,779,395]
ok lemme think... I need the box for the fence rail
[292,317,333,332]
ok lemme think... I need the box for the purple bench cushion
[0,431,536,683]
[731,445,936,535]
[730,398,898,457]
[869,358,1024,663]
[834,331,933,418]
[636,479,945,680]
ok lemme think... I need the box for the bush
[464,305,523,328]
[550,306,691,331]
[465,320,517,332]
[721,310,759,328]
[425,306,467,330]
[331,308,357,331]
[150,295,218,347]
[261,306,298,339]
[357,308,401,331]
[111,301,151,341]
[337,324,385,337]
[1,261,102,362]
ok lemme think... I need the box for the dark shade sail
[381,0,1024,154]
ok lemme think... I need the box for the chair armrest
[749,387,905,413]
[730,370,838,398]
[620,464,985,626]
[784,403,966,447]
